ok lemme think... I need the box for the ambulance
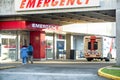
[84,36,116,61]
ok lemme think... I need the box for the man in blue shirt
[27,43,34,64]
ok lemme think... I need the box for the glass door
[45,36,53,59]
[0,35,1,57]
[20,31,30,47]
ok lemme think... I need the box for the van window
[94,42,98,50]
[88,42,91,50]
[88,42,98,50]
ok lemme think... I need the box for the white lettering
[32,23,55,29]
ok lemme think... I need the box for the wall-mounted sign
[0,21,60,31]
[15,0,100,11]
[27,22,60,31]
[32,23,56,29]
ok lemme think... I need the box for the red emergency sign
[15,0,100,11]
[20,0,89,8]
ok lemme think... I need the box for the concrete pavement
[0,60,120,80]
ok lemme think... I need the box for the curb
[0,66,16,70]
[98,68,120,80]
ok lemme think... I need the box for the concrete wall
[62,22,116,37]
[73,36,84,51]
[0,0,116,15]
[66,34,71,59]
[116,0,120,66]
[0,0,15,15]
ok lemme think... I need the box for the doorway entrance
[45,35,54,60]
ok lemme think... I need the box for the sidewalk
[0,59,116,68]
[0,60,86,70]
[0,63,19,70]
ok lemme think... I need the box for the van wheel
[100,58,103,61]
[107,53,112,59]
[87,58,93,61]
[105,58,110,62]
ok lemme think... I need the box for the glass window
[94,42,98,50]
[88,42,98,50]
[88,42,91,50]
[57,34,65,39]
[2,38,8,45]
[0,31,17,61]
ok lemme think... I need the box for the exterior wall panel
[116,0,120,65]
[0,0,15,15]
[62,22,116,37]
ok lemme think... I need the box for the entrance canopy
[18,10,115,36]
[0,10,116,36]
[20,10,115,26]
[0,0,116,36]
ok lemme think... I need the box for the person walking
[20,45,28,65]
[27,43,34,64]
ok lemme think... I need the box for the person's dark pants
[28,55,33,64]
